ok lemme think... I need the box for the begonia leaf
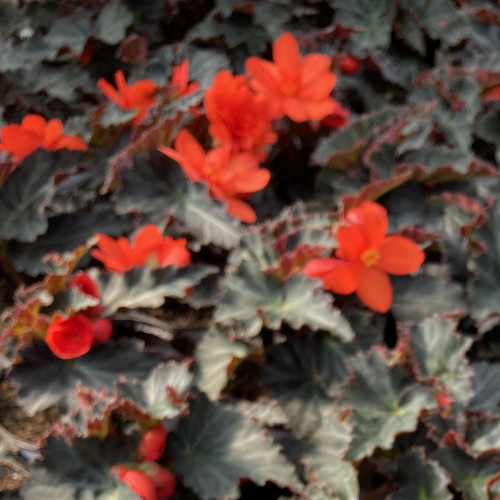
[115,153,242,249]
[95,0,134,45]
[167,396,300,500]
[468,202,500,326]
[391,270,467,322]
[9,203,133,276]
[44,12,93,55]
[468,361,500,415]
[341,349,435,461]
[22,63,94,101]
[0,36,57,71]
[409,67,481,150]
[474,108,500,145]
[10,339,162,415]
[409,316,474,405]
[387,449,452,500]
[117,361,193,419]
[332,0,395,49]
[0,150,60,243]
[466,414,500,456]
[215,261,353,341]
[195,326,249,400]
[433,446,500,500]
[21,435,139,500]
[303,416,358,500]
[312,107,404,169]
[94,264,216,316]
[263,333,353,437]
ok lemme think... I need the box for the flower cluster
[91,224,192,273]
[303,201,425,313]
[160,32,348,223]
[112,424,176,500]
[45,273,112,359]
[0,114,87,167]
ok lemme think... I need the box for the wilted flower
[246,32,339,122]
[159,128,270,223]
[91,225,191,273]
[303,201,425,313]
[97,70,157,125]
[204,69,277,160]
[0,114,87,165]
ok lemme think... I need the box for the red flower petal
[336,225,365,260]
[377,235,425,275]
[273,32,301,78]
[323,259,364,294]
[355,267,392,313]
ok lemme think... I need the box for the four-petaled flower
[204,69,277,160]
[303,201,425,313]
[0,114,87,165]
[91,225,192,273]
[97,70,157,125]
[45,314,94,359]
[159,128,270,223]
[246,32,339,122]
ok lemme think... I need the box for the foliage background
[1,0,500,499]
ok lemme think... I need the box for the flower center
[361,248,380,267]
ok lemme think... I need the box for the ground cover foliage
[0,0,500,499]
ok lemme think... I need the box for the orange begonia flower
[171,59,200,97]
[91,225,191,273]
[0,114,87,165]
[97,70,157,125]
[159,128,270,223]
[303,201,425,313]
[204,69,277,160]
[246,32,339,123]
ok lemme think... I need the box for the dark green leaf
[0,150,57,242]
[342,350,435,461]
[433,446,500,500]
[215,261,353,341]
[96,0,134,45]
[167,397,300,500]
[195,326,249,400]
[313,107,404,169]
[304,416,358,500]
[469,361,500,414]
[468,202,500,325]
[10,339,161,415]
[332,0,395,49]
[21,435,138,500]
[263,333,354,436]
[466,414,500,456]
[9,203,133,276]
[387,449,452,500]
[44,12,93,54]
[117,361,193,419]
[95,264,216,316]
[391,270,467,322]
[409,316,474,405]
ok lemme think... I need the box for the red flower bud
[113,466,158,500]
[45,314,94,359]
[91,318,113,344]
[138,424,167,462]
[340,54,360,75]
[69,272,100,298]
[148,465,177,499]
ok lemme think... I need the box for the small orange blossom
[246,32,339,122]
[303,201,425,313]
